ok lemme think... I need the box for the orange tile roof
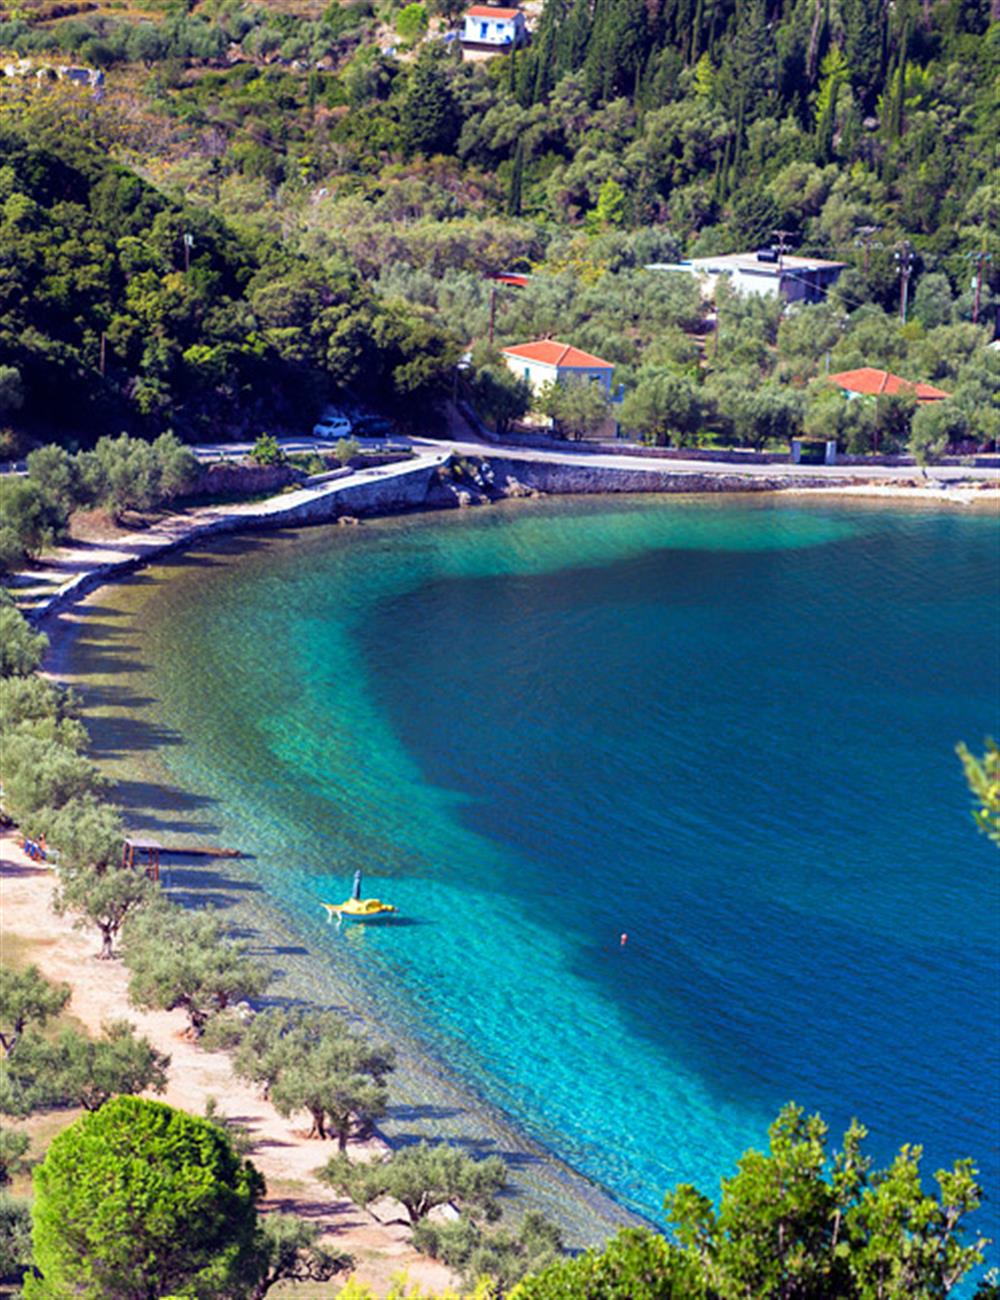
[828,367,950,402]
[466,6,522,17]
[501,340,614,369]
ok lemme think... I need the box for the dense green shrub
[24,1096,263,1299]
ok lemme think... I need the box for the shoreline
[36,546,648,1259]
[18,448,999,633]
[11,466,999,1286]
[0,833,458,1296]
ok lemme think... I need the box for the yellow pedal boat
[321,898,397,922]
[321,871,397,924]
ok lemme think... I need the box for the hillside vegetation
[0,0,996,447]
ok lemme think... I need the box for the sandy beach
[0,831,458,1296]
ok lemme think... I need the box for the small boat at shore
[322,870,397,925]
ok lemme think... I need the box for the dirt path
[0,831,456,1297]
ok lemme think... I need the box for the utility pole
[968,249,992,325]
[854,224,882,275]
[488,282,497,346]
[894,240,914,323]
[771,229,796,274]
[183,232,193,274]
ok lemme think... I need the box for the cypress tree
[401,54,459,156]
[507,138,525,216]
[841,0,885,112]
[690,0,706,64]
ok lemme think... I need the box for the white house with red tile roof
[828,367,950,403]
[461,5,527,49]
[501,340,615,394]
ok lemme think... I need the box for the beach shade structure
[122,838,163,880]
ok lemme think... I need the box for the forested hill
[0,0,996,447]
[505,0,997,239]
[0,125,458,442]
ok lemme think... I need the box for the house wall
[503,357,613,394]
[461,14,523,45]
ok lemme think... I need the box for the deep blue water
[78,497,1000,1263]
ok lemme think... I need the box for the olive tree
[0,1193,31,1283]
[232,1008,394,1144]
[123,902,269,1035]
[414,1209,563,1290]
[55,866,156,959]
[620,371,702,447]
[1,1022,169,1116]
[0,734,107,822]
[0,1130,29,1186]
[40,796,125,871]
[0,676,85,751]
[539,378,612,440]
[0,966,69,1057]
[322,1141,507,1224]
[248,1213,352,1299]
[0,601,48,677]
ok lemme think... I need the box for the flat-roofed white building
[648,251,846,304]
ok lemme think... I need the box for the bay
[63,495,1000,1259]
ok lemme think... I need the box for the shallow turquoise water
[74,497,1000,1258]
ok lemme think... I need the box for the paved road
[410,436,999,484]
[7,431,998,486]
[185,432,1000,486]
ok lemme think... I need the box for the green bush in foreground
[513,1104,989,1299]
[25,1096,263,1300]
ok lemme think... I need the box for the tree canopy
[24,1096,263,1300]
[323,1141,507,1225]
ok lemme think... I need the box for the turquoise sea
[66,496,1000,1261]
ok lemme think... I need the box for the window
[480,20,488,36]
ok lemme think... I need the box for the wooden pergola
[122,837,163,880]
